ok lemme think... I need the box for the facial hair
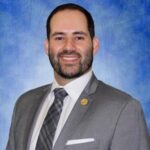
[48,47,93,79]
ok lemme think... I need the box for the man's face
[45,9,98,79]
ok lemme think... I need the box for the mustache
[58,50,81,57]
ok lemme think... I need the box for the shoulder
[20,84,51,97]
[95,80,140,108]
[15,84,51,108]
[92,80,144,124]
[97,80,131,98]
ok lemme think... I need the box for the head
[46,3,95,40]
[45,3,99,85]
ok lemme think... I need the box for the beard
[48,47,93,79]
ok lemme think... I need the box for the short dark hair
[46,3,95,39]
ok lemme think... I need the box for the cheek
[49,43,63,53]
[49,46,57,54]
[79,45,93,56]
[49,47,61,61]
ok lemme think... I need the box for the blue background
[0,0,150,149]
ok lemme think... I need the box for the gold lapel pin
[80,98,88,106]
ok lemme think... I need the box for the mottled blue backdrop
[0,0,150,149]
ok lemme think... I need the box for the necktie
[36,88,68,150]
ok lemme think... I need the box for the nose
[64,38,75,51]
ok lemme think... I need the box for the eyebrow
[51,31,88,37]
[73,31,88,36]
[51,32,65,37]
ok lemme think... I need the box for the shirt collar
[51,69,93,101]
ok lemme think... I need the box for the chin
[60,71,83,79]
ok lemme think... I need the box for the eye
[54,36,64,41]
[75,36,85,40]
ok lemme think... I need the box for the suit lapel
[53,74,99,150]
[25,85,51,150]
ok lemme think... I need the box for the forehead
[50,9,88,32]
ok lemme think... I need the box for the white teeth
[61,55,79,60]
[63,57,77,60]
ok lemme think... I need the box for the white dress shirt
[29,70,92,150]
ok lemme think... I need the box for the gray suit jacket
[6,74,150,150]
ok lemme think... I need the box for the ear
[44,39,49,55]
[93,37,100,55]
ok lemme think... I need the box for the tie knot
[53,88,68,100]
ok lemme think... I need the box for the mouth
[59,53,81,63]
[61,54,80,61]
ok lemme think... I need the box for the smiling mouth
[59,52,81,62]
[60,54,80,61]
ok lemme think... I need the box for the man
[6,3,150,150]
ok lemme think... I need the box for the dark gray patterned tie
[35,88,68,150]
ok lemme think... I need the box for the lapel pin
[80,98,88,106]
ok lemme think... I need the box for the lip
[59,54,80,62]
